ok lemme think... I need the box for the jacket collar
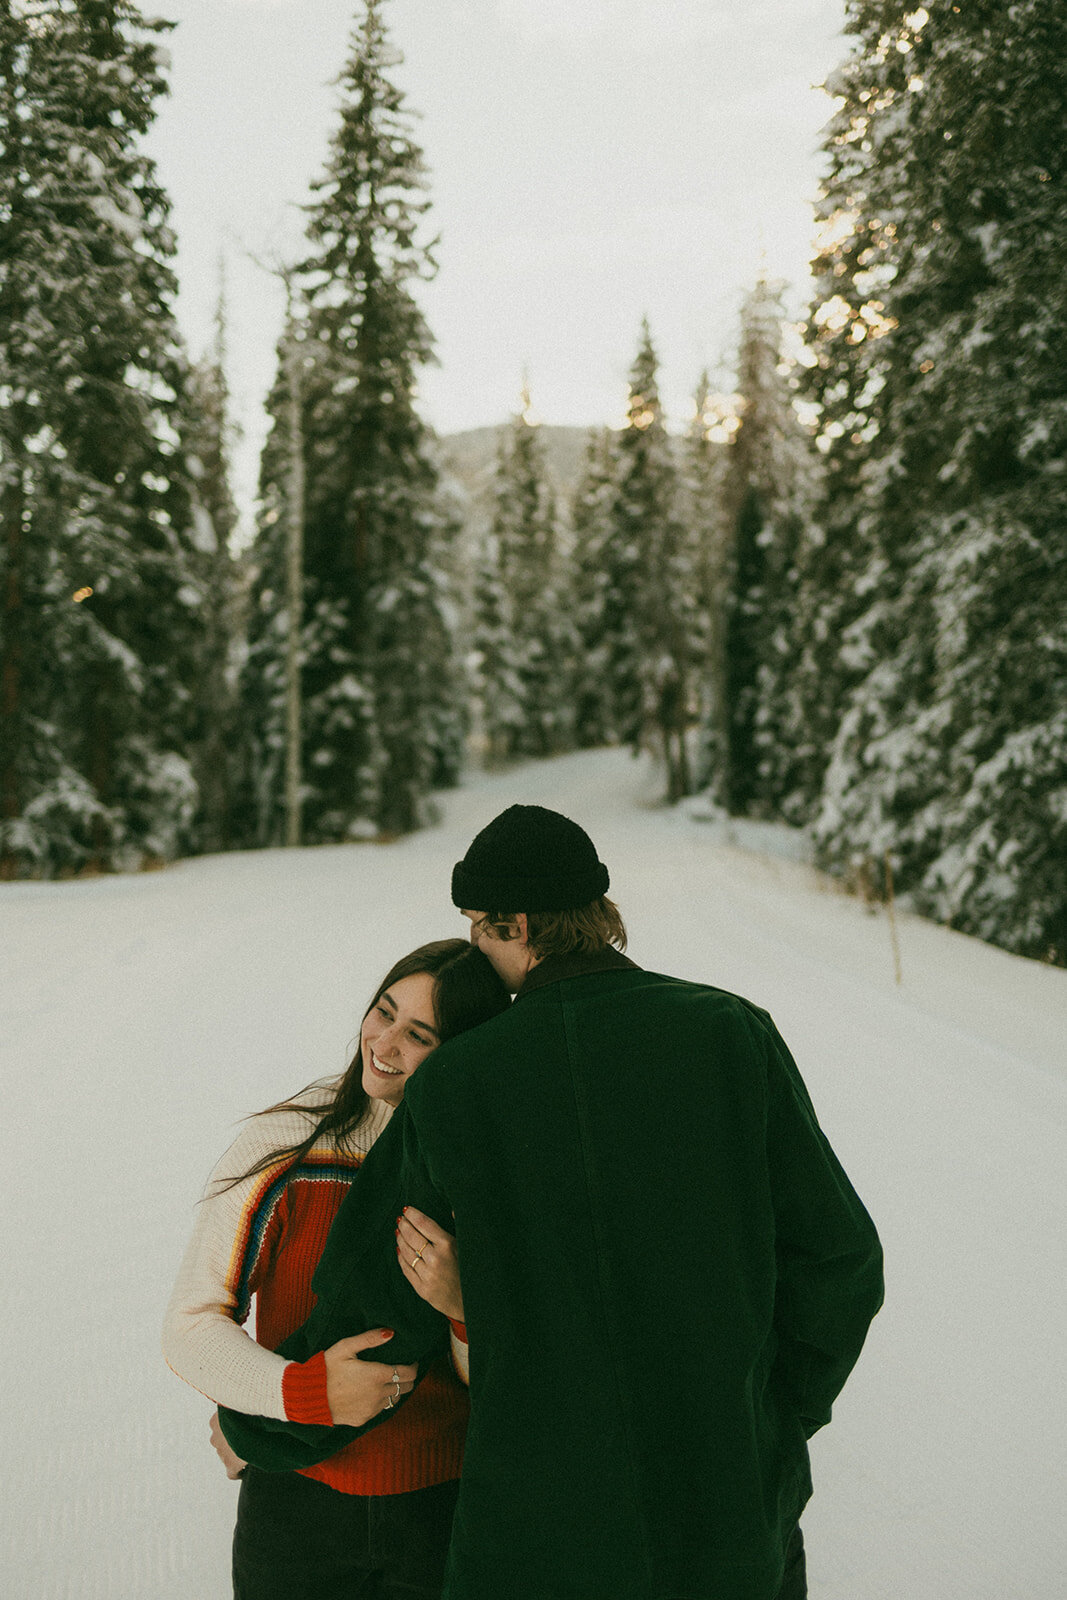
[513,945,640,1001]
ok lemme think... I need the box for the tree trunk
[284,320,305,849]
[0,460,25,878]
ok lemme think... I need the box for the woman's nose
[375,1020,402,1056]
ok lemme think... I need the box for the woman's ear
[513,912,530,948]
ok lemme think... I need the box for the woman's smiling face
[360,971,441,1107]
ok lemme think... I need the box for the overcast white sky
[145,0,850,515]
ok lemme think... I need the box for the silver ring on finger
[391,1380,401,1401]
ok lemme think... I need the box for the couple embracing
[165,804,883,1600]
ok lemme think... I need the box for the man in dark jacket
[221,805,884,1600]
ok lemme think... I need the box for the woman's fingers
[396,1212,430,1259]
[209,1410,248,1478]
[328,1327,397,1359]
[401,1206,453,1247]
[396,1210,465,1322]
[323,1334,418,1425]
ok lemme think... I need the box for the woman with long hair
[163,938,510,1600]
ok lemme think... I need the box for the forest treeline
[1,0,1064,965]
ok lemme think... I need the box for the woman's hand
[397,1207,465,1322]
[323,1329,417,1426]
[209,1410,248,1480]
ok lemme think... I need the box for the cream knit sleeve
[448,1324,470,1387]
[162,1102,325,1421]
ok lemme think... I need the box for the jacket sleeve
[217,1103,455,1471]
[754,1009,884,1438]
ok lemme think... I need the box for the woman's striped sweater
[163,1082,469,1496]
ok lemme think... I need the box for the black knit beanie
[451,805,610,913]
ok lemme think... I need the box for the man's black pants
[776,1523,808,1600]
[232,1468,460,1600]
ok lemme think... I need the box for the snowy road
[2,748,1065,1599]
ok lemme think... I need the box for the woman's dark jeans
[232,1468,460,1600]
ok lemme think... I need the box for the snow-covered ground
[2,748,1065,1599]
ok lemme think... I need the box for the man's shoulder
[531,964,780,1054]
[617,967,773,1023]
[400,1008,513,1121]
[419,1003,518,1071]
[414,969,779,1085]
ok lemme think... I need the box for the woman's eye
[410,1032,431,1047]
[376,1006,393,1022]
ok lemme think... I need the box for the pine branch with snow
[0,0,208,877]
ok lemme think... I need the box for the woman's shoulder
[206,1078,390,1192]
[281,1077,392,1157]
[204,1079,335,1188]
[281,1075,343,1116]
[250,1076,340,1139]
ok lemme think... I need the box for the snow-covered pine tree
[808,0,1067,962]
[470,527,524,766]
[418,462,469,795]
[478,389,575,762]
[0,0,201,877]
[569,427,617,749]
[182,283,244,854]
[605,322,699,801]
[685,373,732,804]
[719,279,816,819]
[235,316,301,848]
[244,0,464,843]
[789,10,911,829]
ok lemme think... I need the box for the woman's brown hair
[216,939,510,1192]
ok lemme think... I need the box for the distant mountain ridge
[439,424,594,538]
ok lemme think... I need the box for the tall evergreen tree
[788,12,914,825]
[720,280,816,818]
[806,0,1067,961]
[243,0,464,843]
[475,391,575,762]
[604,322,699,801]
[182,284,243,854]
[0,0,201,876]
[569,427,617,749]
[470,525,524,765]
[236,317,299,848]
[684,373,731,804]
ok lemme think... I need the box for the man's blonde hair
[478,896,627,959]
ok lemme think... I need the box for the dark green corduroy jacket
[221,951,884,1600]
